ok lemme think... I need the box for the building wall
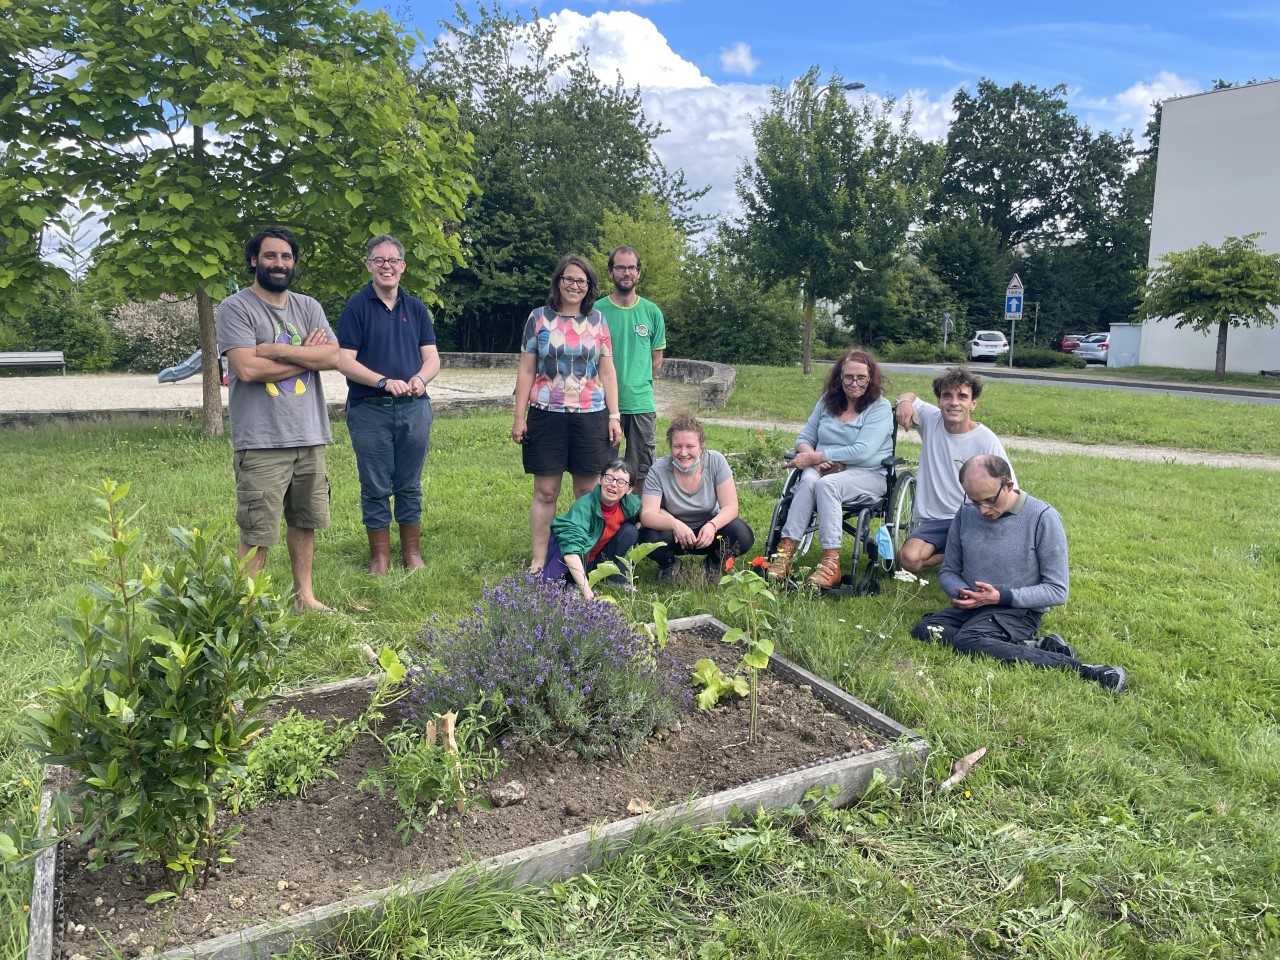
[1142,81,1280,372]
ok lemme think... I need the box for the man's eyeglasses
[841,374,870,386]
[560,276,589,288]
[600,474,630,487]
[966,484,1007,509]
[368,257,405,267]
[611,265,640,274]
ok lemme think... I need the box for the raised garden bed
[29,614,928,960]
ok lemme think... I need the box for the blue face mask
[874,524,895,562]
[672,456,702,474]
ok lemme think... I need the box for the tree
[0,2,72,313]
[917,212,1008,332]
[736,68,938,373]
[587,195,689,314]
[669,237,802,366]
[1135,234,1280,377]
[934,79,1134,254]
[417,3,696,351]
[12,0,476,435]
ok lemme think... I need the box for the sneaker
[658,558,682,582]
[1038,633,1075,659]
[1083,664,1126,692]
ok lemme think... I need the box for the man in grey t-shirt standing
[216,226,340,612]
[894,367,1013,573]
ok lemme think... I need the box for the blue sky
[383,1,1280,219]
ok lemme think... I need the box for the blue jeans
[347,398,433,529]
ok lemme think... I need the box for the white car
[966,330,1009,362]
[1075,333,1111,364]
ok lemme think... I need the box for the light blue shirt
[796,396,894,469]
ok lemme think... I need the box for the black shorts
[522,407,612,477]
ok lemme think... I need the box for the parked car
[1075,332,1111,364]
[1051,331,1088,353]
[966,330,1009,362]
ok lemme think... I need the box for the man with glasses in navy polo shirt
[338,234,440,575]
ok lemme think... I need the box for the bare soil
[55,627,885,958]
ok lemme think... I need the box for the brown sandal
[766,538,798,580]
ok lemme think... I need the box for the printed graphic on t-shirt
[265,318,310,398]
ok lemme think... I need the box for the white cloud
[1073,71,1200,142]
[545,10,711,91]
[719,42,759,77]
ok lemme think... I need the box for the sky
[384,0,1279,223]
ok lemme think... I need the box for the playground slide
[157,350,203,384]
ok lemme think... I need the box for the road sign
[1004,275,1024,321]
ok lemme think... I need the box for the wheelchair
[761,424,915,596]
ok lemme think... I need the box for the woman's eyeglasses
[600,475,630,487]
[841,374,870,386]
[559,276,589,288]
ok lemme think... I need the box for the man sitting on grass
[910,454,1127,691]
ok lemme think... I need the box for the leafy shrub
[733,428,791,480]
[20,481,293,897]
[7,282,118,371]
[405,574,685,759]
[1011,347,1087,369]
[111,295,201,372]
[880,339,966,364]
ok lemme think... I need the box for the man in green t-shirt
[595,246,666,487]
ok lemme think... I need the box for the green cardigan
[550,486,642,558]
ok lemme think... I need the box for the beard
[256,262,295,292]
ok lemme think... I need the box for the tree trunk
[197,284,223,437]
[1215,320,1229,379]
[801,284,816,375]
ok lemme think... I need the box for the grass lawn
[0,369,1277,958]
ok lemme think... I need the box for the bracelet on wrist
[608,413,621,420]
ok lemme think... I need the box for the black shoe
[1083,664,1126,692]
[658,558,682,582]
[1037,633,1075,659]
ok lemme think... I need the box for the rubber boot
[367,527,391,577]
[400,524,425,571]
[808,548,843,589]
[766,538,799,581]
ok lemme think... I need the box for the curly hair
[932,366,984,400]
[546,253,598,315]
[821,347,885,416]
[665,411,706,448]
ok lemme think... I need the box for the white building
[1141,80,1280,372]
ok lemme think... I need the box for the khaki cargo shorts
[233,446,331,547]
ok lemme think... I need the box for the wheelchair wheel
[764,468,815,561]
[887,470,916,567]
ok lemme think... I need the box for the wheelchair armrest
[785,449,797,459]
[882,454,905,468]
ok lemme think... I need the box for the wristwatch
[377,377,388,390]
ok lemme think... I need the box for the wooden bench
[0,351,67,375]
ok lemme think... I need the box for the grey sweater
[939,492,1069,613]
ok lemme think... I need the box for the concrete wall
[1142,81,1280,372]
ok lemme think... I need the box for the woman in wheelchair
[767,347,894,588]
[639,412,755,579]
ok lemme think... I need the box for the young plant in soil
[359,712,504,841]
[587,540,669,649]
[18,480,293,899]
[692,568,778,743]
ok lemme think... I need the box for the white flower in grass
[894,569,921,583]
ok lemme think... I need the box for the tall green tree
[917,212,1008,332]
[0,2,72,312]
[934,79,1133,254]
[418,3,695,351]
[736,68,939,373]
[1135,234,1280,378]
[587,195,689,315]
[12,0,475,435]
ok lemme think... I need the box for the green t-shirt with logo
[595,295,666,414]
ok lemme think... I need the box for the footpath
[1,367,1276,472]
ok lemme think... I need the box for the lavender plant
[405,574,686,759]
